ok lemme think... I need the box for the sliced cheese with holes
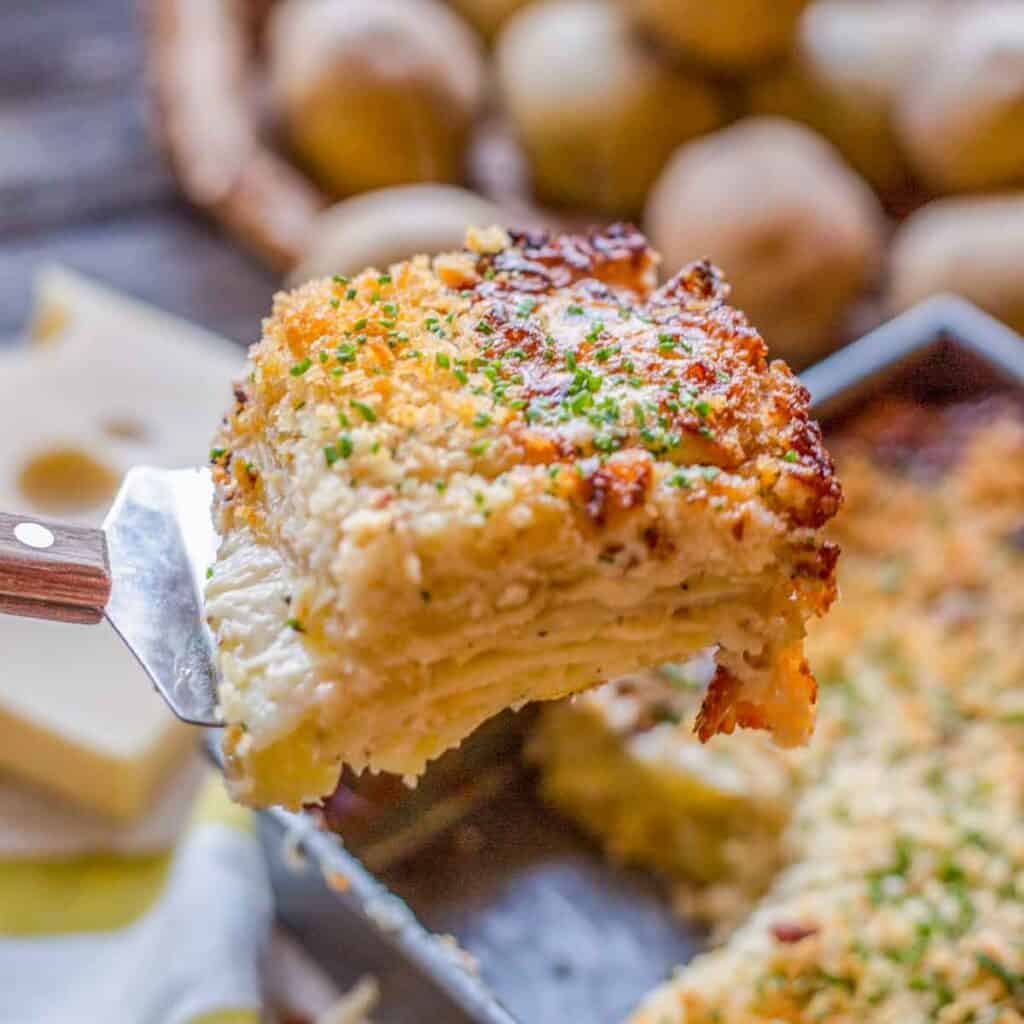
[0,267,242,819]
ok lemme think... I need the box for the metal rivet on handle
[14,522,55,550]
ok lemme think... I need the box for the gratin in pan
[220,294,1024,1024]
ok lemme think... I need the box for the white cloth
[0,823,272,1024]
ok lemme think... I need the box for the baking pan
[250,294,1024,1024]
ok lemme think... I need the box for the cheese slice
[0,267,242,819]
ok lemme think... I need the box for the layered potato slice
[206,225,840,808]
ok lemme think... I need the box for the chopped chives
[351,400,377,422]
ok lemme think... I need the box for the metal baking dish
[248,295,1024,1024]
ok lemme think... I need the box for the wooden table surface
[0,0,276,346]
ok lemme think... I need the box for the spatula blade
[103,467,220,726]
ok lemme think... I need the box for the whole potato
[496,0,723,215]
[645,117,885,367]
[268,0,485,197]
[621,0,810,72]
[448,0,535,40]
[889,195,1024,332]
[897,3,1024,192]
[291,184,503,282]
[748,1,937,195]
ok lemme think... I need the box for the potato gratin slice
[206,225,840,808]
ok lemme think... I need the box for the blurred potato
[449,0,535,40]
[496,0,723,215]
[748,1,937,194]
[268,0,485,197]
[645,117,885,367]
[622,0,810,72]
[897,3,1024,192]
[291,184,503,282]
[889,195,1024,332]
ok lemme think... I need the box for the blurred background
[1,2,1023,1022]
[5,0,1024,363]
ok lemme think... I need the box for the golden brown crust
[219,224,839,526]
[462,225,839,532]
[695,655,817,744]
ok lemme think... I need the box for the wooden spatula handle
[0,512,111,625]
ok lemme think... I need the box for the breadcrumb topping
[629,405,1024,1024]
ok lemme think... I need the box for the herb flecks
[351,400,377,423]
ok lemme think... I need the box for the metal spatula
[0,466,522,1024]
[0,467,221,725]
